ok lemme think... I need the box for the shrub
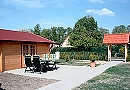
[89,53,99,62]
[60,52,107,61]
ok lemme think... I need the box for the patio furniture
[24,55,34,73]
[0,83,5,90]
[43,54,60,70]
[41,60,52,70]
[32,55,44,74]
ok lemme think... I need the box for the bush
[51,46,107,61]
[60,52,107,61]
[89,53,98,61]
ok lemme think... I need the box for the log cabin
[0,29,56,72]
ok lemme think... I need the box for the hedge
[60,52,107,61]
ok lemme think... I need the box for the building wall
[21,43,51,67]
[0,43,2,72]
[0,41,51,72]
[37,43,50,59]
[1,41,22,71]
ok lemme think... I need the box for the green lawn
[73,63,130,90]
[57,59,90,66]
[58,59,101,66]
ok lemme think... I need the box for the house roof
[0,29,56,44]
[61,36,73,47]
[103,33,129,44]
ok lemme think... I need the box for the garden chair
[33,55,44,74]
[24,55,34,73]
[0,83,5,90]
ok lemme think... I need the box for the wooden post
[125,44,128,62]
[108,45,112,61]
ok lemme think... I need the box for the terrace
[0,61,121,90]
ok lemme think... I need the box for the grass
[73,63,130,90]
[57,59,90,66]
[58,59,101,66]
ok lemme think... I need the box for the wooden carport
[103,33,129,62]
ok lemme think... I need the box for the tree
[33,24,41,35]
[41,29,51,40]
[51,27,58,42]
[99,27,109,38]
[56,27,67,45]
[127,25,130,32]
[69,16,102,48]
[66,27,73,35]
[112,25,127,33]
[99,27,109,34]
[50,27,67,45]
[40,27,69,45]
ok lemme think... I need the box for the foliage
[69,16,102,48]
[111,45,125,57]
[40,27,73,45]
[51,46,107,61]
[112,25,128,33]
[58,59,90,66]
[41,29,51,40]
[33,24,41,35]
[51,46,107,53]
[89,53,98,61]
[98,27,109,38]
[59,52,107,61]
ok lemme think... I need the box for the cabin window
[23,45,29,55]
[23,44,36,56]
[30,45,35,56]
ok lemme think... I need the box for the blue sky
[0,0,130,32]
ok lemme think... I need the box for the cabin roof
[0,29,55,44]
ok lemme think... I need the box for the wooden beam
[125,44,128,62]
[108,45,112,61]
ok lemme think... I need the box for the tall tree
[51,27,57,42]
[112,25,127,33]
[69,16,102,48]
[57,27,66,45]
[33,24,41,35]
[50,27,67,45]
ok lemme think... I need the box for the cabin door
[21,44,36,67]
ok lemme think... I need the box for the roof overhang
[103,33,129,44]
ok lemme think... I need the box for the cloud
[86,8,115,16]
[6,0,64,8]
[88,0,104,4]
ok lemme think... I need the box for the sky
[0,0,130,32]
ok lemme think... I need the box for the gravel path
[0,73,58,90]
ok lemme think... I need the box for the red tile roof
[0,29,55,44]
[103,33,129,44]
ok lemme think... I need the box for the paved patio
[5,61,122,90]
